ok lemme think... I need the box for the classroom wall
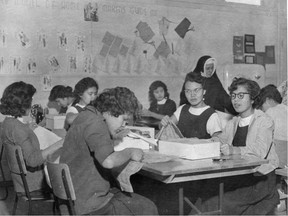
[0,0,286,109]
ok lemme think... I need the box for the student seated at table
[160,72,222,139]
[0,81,63,193]
[255,84,288,168]
[59,87,158,215]
[180,55,237,115]
[65,77,98,130]
[48,85,75,114]
[201,77,279,215]
[141,80,176,120]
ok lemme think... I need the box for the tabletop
[141,154,268,183]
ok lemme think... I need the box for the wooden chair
[275,168,288,215]
[5,144,55,215]
[47,161,76,215]
[0,144,13,200]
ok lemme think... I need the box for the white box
[158,139,220,160]
[46,114,66,130]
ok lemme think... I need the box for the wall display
[244,34,255,53]
[245,55,255,64]
[265,45,275,64]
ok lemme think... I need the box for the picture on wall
[245,55,255,64]
[244,34,255,53]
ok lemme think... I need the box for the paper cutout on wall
[68,55,77,73]
[9,56,22,73]
[100,44,110,58]
[109,36,123,57]
[47,55,60,72]
[153,41,171,59]
[41,74,52,91]
[255,52,265,67]
[175,18,194,39]
[37,31,47,48]
[158,17,172,36]
[265,45,275,64]
[0,57,4,73]
[0,29,7,47]
[84,2,99,22]
[27,57,37,73]
[102,31,115,46]
[76,35,85,51]
[135,21,155,43]
[17,31,31,48]
[58,32,67,50]
[83,55,92,73]
[119,44,129,57]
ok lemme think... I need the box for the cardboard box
[158,139,220,160]
[46,114,66,130]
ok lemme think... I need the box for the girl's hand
[141,109,151,117]
[28,122,38,131]
[130,148,144,162]
[160,115,170,127]
[220,143,232,155]
[113,127,130,140]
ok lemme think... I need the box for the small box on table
[46,114,66,130]
[158,138,220,160]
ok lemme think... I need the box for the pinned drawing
[17,31,31,48]
[38,31,47,48]
[68,55,77,73]
[174,18,195,39]
[0,57,4,73]
[47,55,60,72]
[76,35,85,52]
[58,32,67,50]
[0,29,7,47]
[84,2,99,22]
[9,56,22,73]
[41,74,52,91]
[27,57,37,74]
[83,55,92,73]
[135,21,155,43]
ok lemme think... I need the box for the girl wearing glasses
[200,77,279,215]
[160,72,222,139]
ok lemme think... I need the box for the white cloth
[66,103,85,114]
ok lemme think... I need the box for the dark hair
[179,72,205,105]
[73,77,98,104]
[228,77,260,108]
[0,81,36,117]
[254,84,282,109]
[149,80,169,105]
[48,85,73,101]
[94,87,140,117]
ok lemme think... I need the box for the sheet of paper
[33,126,62,150]
[128,131,157,146]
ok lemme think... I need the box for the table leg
[219,181,224,214]
[179,187,184,215]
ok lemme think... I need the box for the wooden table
[140,154,268,215]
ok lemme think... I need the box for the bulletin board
[0,0,280,107]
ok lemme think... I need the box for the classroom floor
[0,180,287,215]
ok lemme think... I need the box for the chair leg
[27,199,32,215]
[12,195,18,215]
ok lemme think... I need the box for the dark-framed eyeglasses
[230,92,250,100]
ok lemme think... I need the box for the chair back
[47,162,76,201]
[274,139,288,168]
[5,144,31,198]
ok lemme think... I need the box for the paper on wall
[33,126,62,150]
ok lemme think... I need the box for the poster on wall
[41,74,52,91]
[244,34,255,53]
[265,45,275,64]
[233,36,244,63]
